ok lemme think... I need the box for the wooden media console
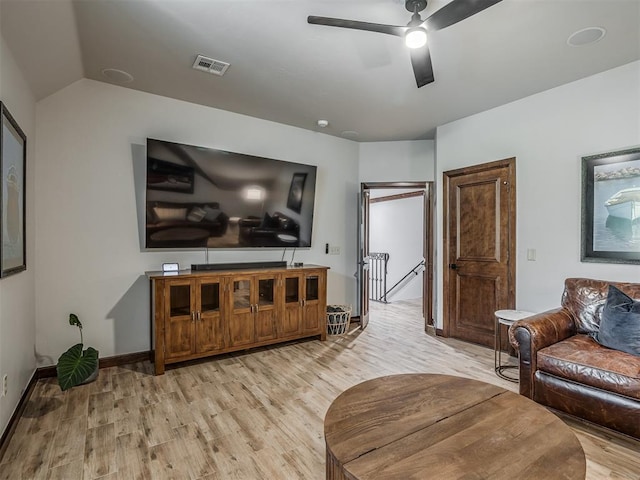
[147,264,328,375]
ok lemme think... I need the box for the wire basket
[326,305,352,335]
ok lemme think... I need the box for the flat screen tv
[145,138,317,249]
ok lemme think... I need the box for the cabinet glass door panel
[169,284,191,317]
[281,274,303,338]
[258,278,275,307]
[196,280,225,354]
[233,280,251,309]
[285,277,300,304]
[306,276,319,301]
[200,282,220,313]
[255,276,277,342]
[165,281,195,360]
[302,272,324,334]
[229,277,256,346]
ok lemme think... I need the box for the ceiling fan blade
[308,16,407,37]
[410,43,434,88]
[423,0,501,32]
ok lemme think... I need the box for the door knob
[449,264,458,270]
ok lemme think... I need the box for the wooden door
[164,279,195,359]
[228,275,256,347]
[443,158,515,347]
[360,189,370,329]
[281,273,303,338]
[195,277,225,353]
[254,274,277,342]
[302,271,324,334]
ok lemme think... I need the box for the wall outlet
[527,248,536,261]
[2,374,7,397]
[329,246,340,255]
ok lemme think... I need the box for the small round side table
[494,309,534,382]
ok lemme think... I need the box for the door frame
[359,181,434,330]
[441,158,516,337]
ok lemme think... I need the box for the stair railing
[383,259,425,301]
[368,252,390,303]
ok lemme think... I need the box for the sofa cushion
[187,206,207,222]
[561,278,640,334]
[592,285,640,356]
[537,334,640,400]
[153,206,187,222]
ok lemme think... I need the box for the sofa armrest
[508,308,576,398]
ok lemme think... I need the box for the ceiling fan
[308,0,502,88]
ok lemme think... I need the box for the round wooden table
[324,374,586,480]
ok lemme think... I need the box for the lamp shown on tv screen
[145,138,317,249]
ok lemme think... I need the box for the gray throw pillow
[187,206,207,222]
[592,285,640,356]
[202,205,221,222]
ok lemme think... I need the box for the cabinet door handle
[191,311,196,322]
[197,311,201,321]
[255,304,259,313]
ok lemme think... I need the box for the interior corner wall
[359,140,435,182]
[0,32,37,435]
[34,79,359,365]
[434,61,640,329]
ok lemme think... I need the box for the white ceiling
[2,0,639,142]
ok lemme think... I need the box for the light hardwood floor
[1,299,638,479]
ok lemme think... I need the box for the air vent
[193,54,230,76]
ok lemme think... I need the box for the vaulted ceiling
[2,0,639,141]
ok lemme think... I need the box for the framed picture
[581,147,640,264]
[147,158,194,193]
[287,172,307,213]
[0,103,27,277]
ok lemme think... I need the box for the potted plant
[56,313,99,391]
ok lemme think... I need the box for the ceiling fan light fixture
[405,27,427,49]
[308,0,503,87]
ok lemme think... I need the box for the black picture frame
[581,147,640,264]
[0,102,27,277]
[147,158,195,194]
[287,172,307,213]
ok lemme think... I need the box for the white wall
[359,141,434,308]
[435,61,640,329]
[0,31,37,434]
[370,191,424,302]
[34,79,359,365]
[359,140,434,182]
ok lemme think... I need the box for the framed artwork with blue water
[0,102,27,277]
[581,147,640,264]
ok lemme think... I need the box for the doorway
[442,158,516,348]
[358,182,433,332]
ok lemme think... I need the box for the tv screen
[145,138,317,249]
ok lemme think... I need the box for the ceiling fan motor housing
[406,0,428,13]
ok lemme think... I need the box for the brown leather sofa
[509,278,640,439]
[146,201,229,248]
